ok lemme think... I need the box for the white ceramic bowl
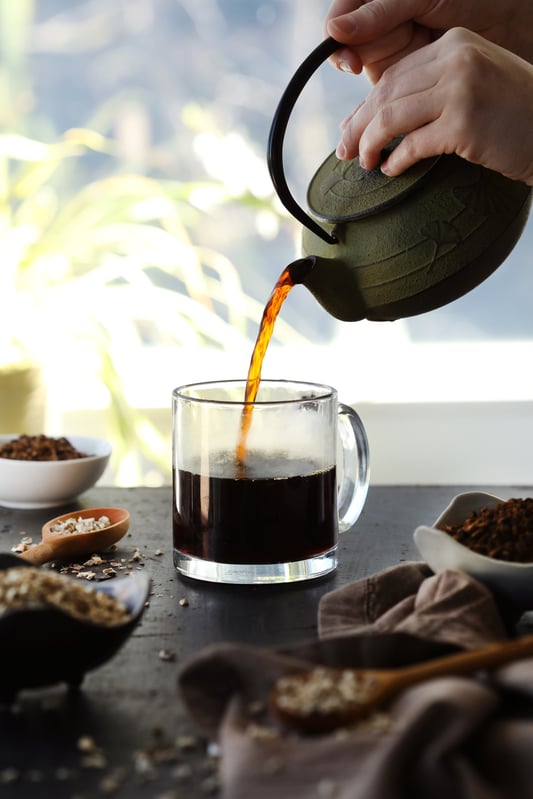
[0,435,111,509]
[414,491,533,604]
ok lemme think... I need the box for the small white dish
[414,491,533,604]
[0,435,111,509]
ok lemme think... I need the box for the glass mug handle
[337,403,370,533]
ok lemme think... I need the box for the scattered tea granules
[0,434,87,461]
[440,497,533,562]
[0,567,131,625]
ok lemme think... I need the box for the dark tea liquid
[173,454,336,564]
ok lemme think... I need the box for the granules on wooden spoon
[49,515,111,535]
[274,668,377,718]
[440,497,533,562]
[271,635,533,734]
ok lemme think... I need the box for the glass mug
[172,379,369,584]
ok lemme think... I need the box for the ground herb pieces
[274,667,376,718]
[441,497,533,562]
[0,567,131,625]
[0,434,87,461]
[50,516,111,535]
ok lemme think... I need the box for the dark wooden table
[0,484,526,797]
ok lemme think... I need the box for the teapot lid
[307,139,440,223]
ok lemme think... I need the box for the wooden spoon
[19,507,130,566]
[271,634,533,733]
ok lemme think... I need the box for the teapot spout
[286,256,316,285]
[299,253,368,322]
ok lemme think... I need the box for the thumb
[327,0,426,44]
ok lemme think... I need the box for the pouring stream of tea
[236,256,316,469]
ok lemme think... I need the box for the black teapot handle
[267,37,342,246]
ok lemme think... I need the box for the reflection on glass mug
[172,379,369,585]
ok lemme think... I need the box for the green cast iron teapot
[267,38,532,322]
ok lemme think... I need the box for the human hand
[325,0,532,83]
[336,28,533,186]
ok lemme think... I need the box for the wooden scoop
[271,634,533,733]
[19,507,130,566]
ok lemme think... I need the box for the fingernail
[336,141,347,160]
[338,60,353,73]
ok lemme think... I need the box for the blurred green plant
[0,0,309,484]
[0,126,304,483]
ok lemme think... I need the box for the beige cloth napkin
[178,563,533,799]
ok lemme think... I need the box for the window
[3,0,532,485]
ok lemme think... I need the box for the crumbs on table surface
[11,535,147,580]
[0,728,219,794]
